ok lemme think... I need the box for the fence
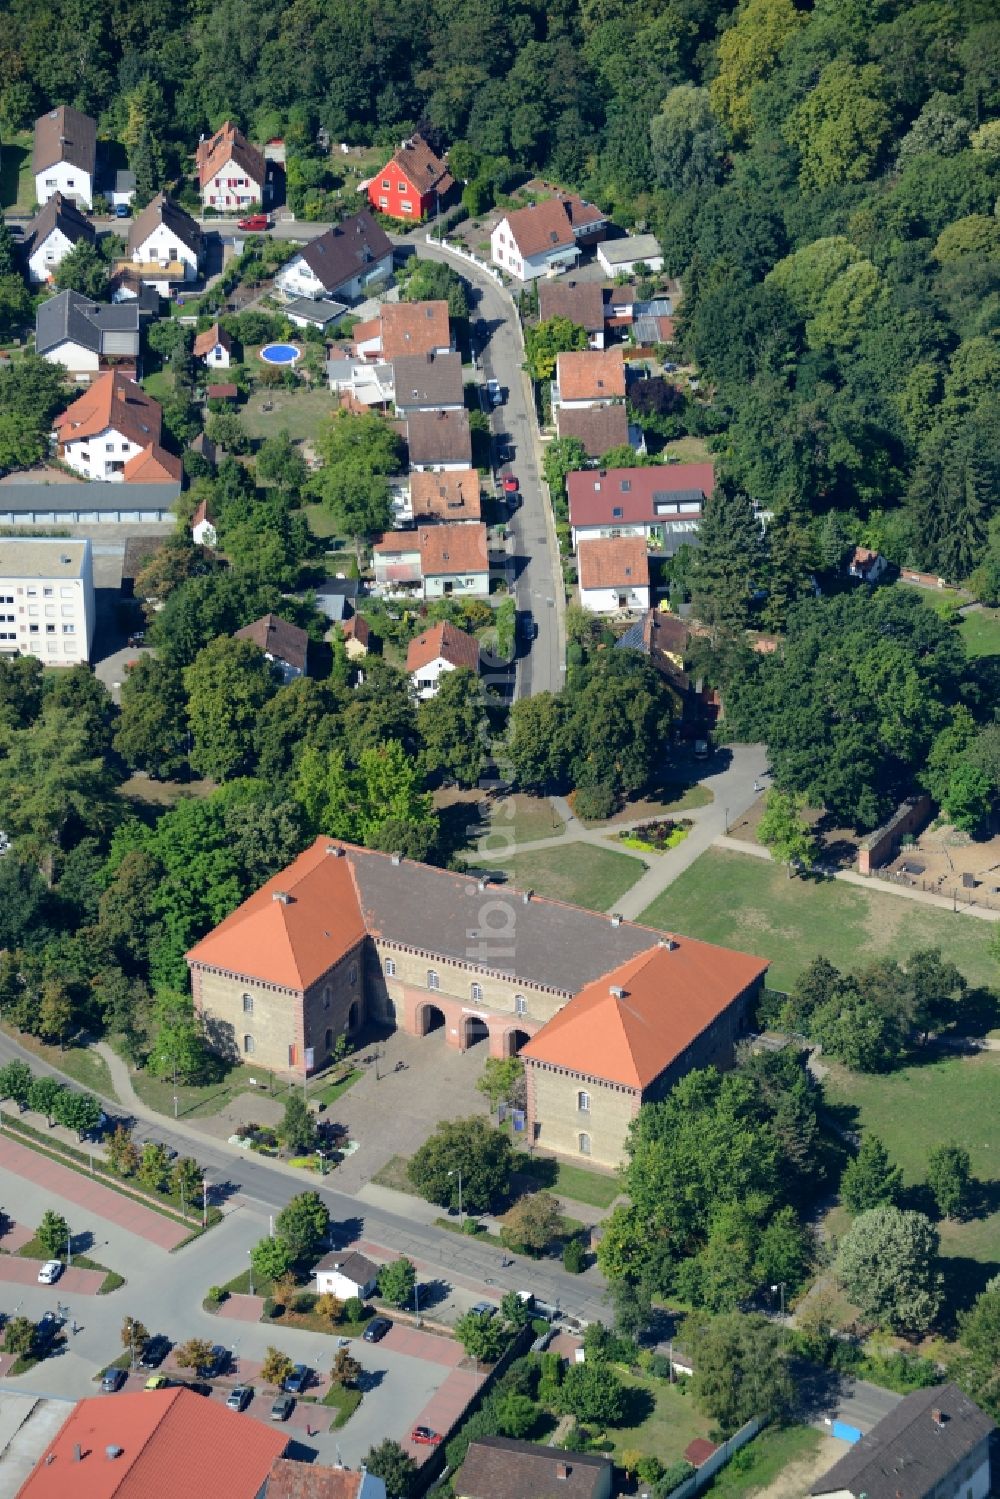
[664,1416,766,1499]
[426,232,505,289]
[864,866,1000,914]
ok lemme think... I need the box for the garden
[619,818,693,854]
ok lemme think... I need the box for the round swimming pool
[259,343,302,365]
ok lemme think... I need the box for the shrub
[262,1297,277,1318]
[649,1353,672,1380]
[292,1292,317,1313]
[462,1217,482,1235]
[563,1238,586,1273]
[343,1296,365,1324]
[574,784,617,822]
[208,1285,228,1305]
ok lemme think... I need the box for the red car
[410,1426,442,1446]
[502,475,519,494]
[237,214,271,231]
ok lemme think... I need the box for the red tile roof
[193,323,232,358]
[387,135,454,198]
[556,348,625,403]
[406,619,481,674]
[578,536,649,591]
[264,1459,365,1499]
[186,838,367,988]
[410,469,482,522]
[16,1387,287,1499]
[207,383,238,400]
[354,302,451,361]
[503,195,606,259]
[537,280,605,334]
[341,614,370,647]
[418,523,488,576]
[196,121,266,191]
[567,463,715,529]
[54,372,163,449]
[555,404,629,458]
[123,443,182,483]
[521,940,769,1089]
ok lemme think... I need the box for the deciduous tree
[927,1143,973,1221]
[377,1257,416,1308]
[275,1192,329,1263]
[408,1116,513,1213]
[837,1207,942,1334]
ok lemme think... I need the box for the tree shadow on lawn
[619,1382,655,1427]
[938,1254,1000,1335]
[416,1277,451,1310]
[953,986,1000,1038]
[437,797,489,866]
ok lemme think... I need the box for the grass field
[608,1371,712,1468]
[661,435,713,464]
[0,133,35,212]
[299,502,342,540]
[486,794,565,848]
[485,844,646,912]
[575,781,713,829]
[703,1426,822,1497]
[240,385,335,442]
[960,607,1000,658]
[130,1061,298,1120]
[0,1027,116,1100]
[516,1153,620,1208]
[638,848,998,991]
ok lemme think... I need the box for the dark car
[201,1345,229,1378]
[517,610,537,641]
[101,1367,127,1393]
[127,631,145,648]
[138,1335,170,1369]
[181,1380,212,1397]
[271,1394,295,1421]
[283,1363,310,1394]
[470,1301,496,1319]
[226,1385,253,1412]
[36,1312,61,1347]
[363,1316,392,1344]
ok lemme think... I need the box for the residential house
[537,280,606,349]
[234,612,308,683]
[810,1384,995,1499]
[552,348,626,413]
[353,300,452,362]
[196,121,267,210]
[848,546,888,584]
[567,462,715,552]
[455,1437,613,1499]
[0,481,179,528]
[406,409,472,471]
[21,192,96,284]
[14,1386,288,1499]
[613,608,717,735]
[577,536,650,615]
[490,194,608,282]
[419,523,489,597]
[373,532,422,591]
[326,351,395,408]
[340,614,370,659]
[410,469,481,524]
[392,350,464,417]
[277,212,392,303]
[186,836,768,1147]
[407,619,480,699]
[191,498,217,547]
[312,1251,379,1302]
[522,939,768,1168]
[311,576,359,624]
[264,1459,387,1499]
[0,537,95,666]
[596,234,664,277]
[53,372,182,484]
[36,290,142,381]
[125,193,203,287]
[632,299,675,347]
[33,105,96,208]
[554,404,631,459]
[193,323,233,369]
[368,134,454,221]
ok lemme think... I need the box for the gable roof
[123,443,183,484]
[556,347,625,403]
[410,469,481,522]
[406,408,472,466]
[503,198,576,258]
[407,619,480,675]
[193,322,233,358]
[22,192,95,261]
[128,192,202,258]
[264,1459,371,1499]
[371,301,451,361]
[811,1384,995,1499]
[537,279,605,335]
[54,371,163,449]
[567,463,715,529]
[234,612,309,671]
[313,1249,380,1284]
[185,839,367,989]
[341,613,370,647]
[36,291,140,359]
[578,536,649,591]
[457,1437,612,1499]
[295,212,392,294]
[16,1386,287,1499]
[418,522,488,576]
[33,105,97,176]
[392,349,463,408]
[196,120,266,189]
[388,135,454,198]
[555,403,629,458]
[521,939,769,1089]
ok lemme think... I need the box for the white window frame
[577,1090,590,1113]
[427,970,440,991]
[515,994,527,1016]
[471,982,483,1002]
[242,993,253,1014]
[384,957,396,976]
[243,1034,255,1054]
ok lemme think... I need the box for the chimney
[72,1445,82,1462]
[556,1461,570,1480]
[106,1446,124,1460]
[325,844,344,858]
[610,986,625,999]
[931,1409,947,1427]
[272,891,290,904]
[659,936,678,950]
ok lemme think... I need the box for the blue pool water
[259,343,301,365]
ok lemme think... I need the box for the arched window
[577,1090,590,1113]
[515,994,527,1016]
[578,1132,591,1156]
[243,1034,255,1055]
[242,993,253,1014]
[349,965,357,985]
[471,982,483,1002]
[348,1001,360,1031]
[322,985,331,1010]
[427,970,440,990]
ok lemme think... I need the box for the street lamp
[770,1282,786,1318]
[66,1224,72,1269]
[448,1167,463,1225]
[202,1175,208,1229]
[248,1249,254,1297]
[172,1057,178,1120]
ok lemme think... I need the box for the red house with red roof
[368,136,454,222]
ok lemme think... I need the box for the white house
[567,463,715,552]
[22,193,96,284]
[193,323,233,369]
[596,234,665,277]
[195,121,267,211]
[490,194,607,282]
[126,193,202,286]
[0,537,95,666]
[277,212,393,303]
[326,352,395,407]
[552,348,626,413]
[35,290,141,380]
[33,106,96,209]
[847,546,888,584]
[191,498,218,547]
[373,524,489,599]
[538,279,606,349]
[53,372,181,485]
[353,300,452,362]
[312,1250,379,1302]
[406,619,481,699]
[577,536,650,615]
[233,613,308,683]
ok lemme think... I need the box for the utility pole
[202,1176,208,1229]
[173,1057,178,1120]
[66,1224,72,1268]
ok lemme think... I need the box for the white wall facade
[62,425,144,481]
[423,570,489,599]
[201,343,231,368]
[0,546,95,665]
[571,519,648,549]
[192,519,218,546]
[315,1267,376,1300]
[279,250,392,303]
[42,340,100,378]
[201,167,262,210]
[579,582,650,614]
[409,655,456,699]
[597,246,665,276]
[35,161,93,209]
[132,222,199,280]
[490,218,579,281]
[409,458,469,473]
[373,549,421,588]
[27,227,75,284]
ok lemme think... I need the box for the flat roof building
[0,537,95,665]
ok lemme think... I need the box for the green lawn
[573,782,713,829]
[240,385,336,443]
[322,1384,363,1427]
[660,436,713,464]
[486,794,565,849]
[0,133,34,212]
[516,1153,620,1209]
[482,844,646,912]
[0,1027,116,1100]
[608,1371,713,1468]
[703,1425,821,1496]
[140,370,175,403]
[960,607,1000,658]
[130,1062,287,1120]
[299,502,343,541]
[638,848,998,991]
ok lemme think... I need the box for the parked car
[127,631,145,648]
[486,378,502,406]
[37,1261,62,1285]
[101,1367,127,1393]
[144,1373,169,1391]
[238,213,271,231]
[470,1301,496,1319]
[201,1345,229,1378]
[270,1394,295,1421]
[363,1316,392,1344]
[501,474,519,494]
[517,610,537,642]
[226,1385,253,1412]
[410,1426,442,1446]
[138,1335,170,1368]
[36,1312,60,1345]
[114,203,131,219]
[283,1363,310,1394]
